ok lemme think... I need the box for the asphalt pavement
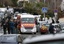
[0,27,3,34]
[0,27,41,43]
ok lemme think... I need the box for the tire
[32,32,36,34]
[40,32,46,34]
[34,32,36,34]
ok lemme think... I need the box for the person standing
[9,19,15,34]
[49,23,54,34]
[7,19,10,34]
[14,19,19,34]
[52,19,55,23]
[2,19,8,34]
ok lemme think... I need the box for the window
[21,18,35,23]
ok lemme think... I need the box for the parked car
[23,33,64,44]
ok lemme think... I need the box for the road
[0,28,46,40]
[0,28,63,44]
[0,28,41,43]
[0,27,3,34]
[0,25,41,38]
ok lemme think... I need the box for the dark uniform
[9,20,15,34]
[49,23,54,34]
[2,19,8,34]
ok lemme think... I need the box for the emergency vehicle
[18,14,37,33]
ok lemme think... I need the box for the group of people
[0,15,20,34]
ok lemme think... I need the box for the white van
[20,14,37,33]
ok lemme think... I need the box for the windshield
[21,18,35,23]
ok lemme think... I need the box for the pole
[54,13,57,23]
[44,0,45,21]
[54,0,58,23]
[55,15,56,23]
[43,13,45,21]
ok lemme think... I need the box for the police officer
[2,19,8,34]
[49,23,54,34]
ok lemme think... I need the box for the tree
[24,2,45,15]
[22,2,51,18]
[11,0,18,6]
[47,10,54,17]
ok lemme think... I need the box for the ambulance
[19,14,37,33]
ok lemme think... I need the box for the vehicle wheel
[40,32,45,34]
[19,32,24,34]
[34,32,36,34]
[32,32,36,34]
[40,32,42,34]
[46,31,49,34]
